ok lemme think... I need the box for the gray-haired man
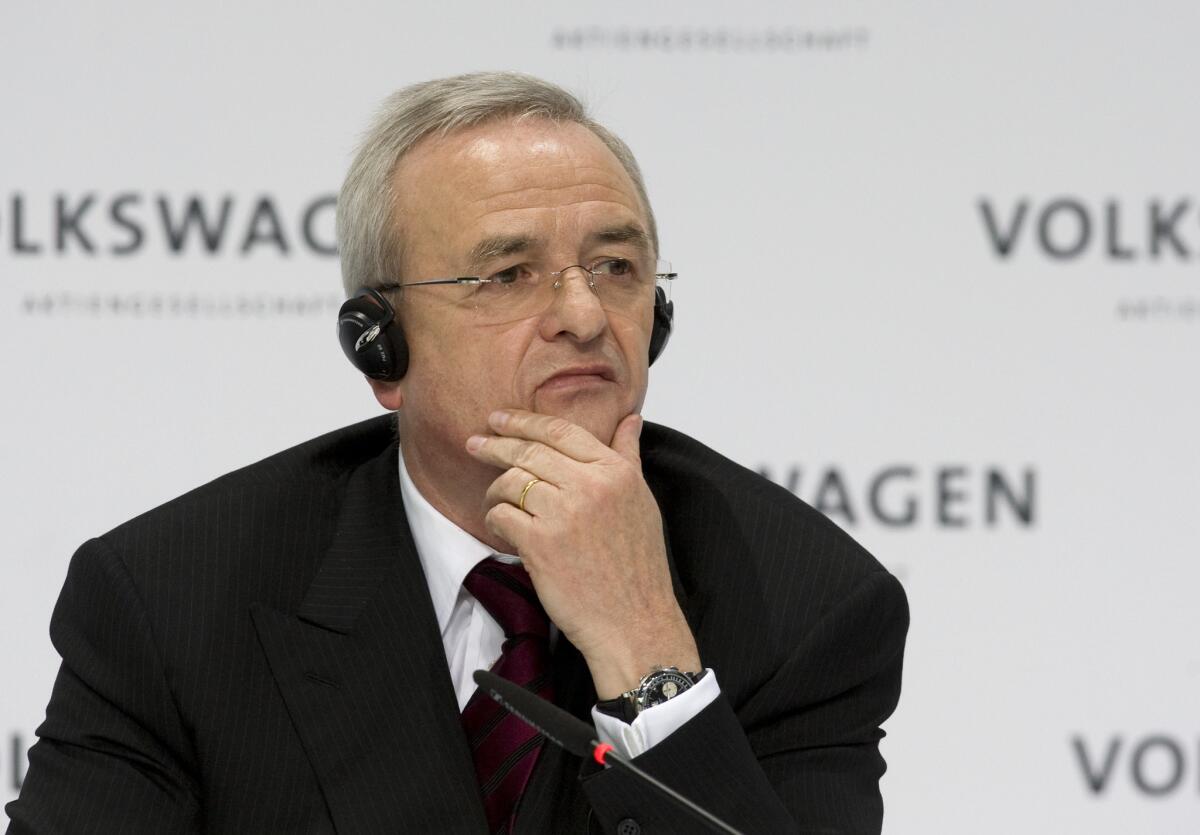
[9,72,907,834]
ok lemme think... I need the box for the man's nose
[541,268,607,343]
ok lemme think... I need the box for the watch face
[643,670,694,707]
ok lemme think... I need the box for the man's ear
[367,377,404,410]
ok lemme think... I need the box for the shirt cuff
[590,669,720,760]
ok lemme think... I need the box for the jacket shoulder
[100,414,396,544]
[642,421,887,583]
[641,423,907,711]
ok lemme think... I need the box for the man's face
[379,117,656,464]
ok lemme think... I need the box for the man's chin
[575,413,621,447]
[530,393,623,446]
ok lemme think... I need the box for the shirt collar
[397,447,516,635]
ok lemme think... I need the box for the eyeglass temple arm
[373,278,483,292]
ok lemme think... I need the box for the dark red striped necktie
[461,558,555,834]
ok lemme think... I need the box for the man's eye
[490,266,525,285]
[594,258,635,278]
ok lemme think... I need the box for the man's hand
[465,409,701,699]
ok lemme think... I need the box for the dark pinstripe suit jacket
[7,416,908,834]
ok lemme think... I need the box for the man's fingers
[487,409,609,462]
[484,502,534,550]
[484,468,558,516]
[466,435,576,483]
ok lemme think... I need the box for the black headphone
[337,285,674,381]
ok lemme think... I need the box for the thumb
[610,413,644,463]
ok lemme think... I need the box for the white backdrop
[3,2,1198,832]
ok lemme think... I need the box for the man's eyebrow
[589,224,652,252]
[466,235,538,272]
[464,224,651,271]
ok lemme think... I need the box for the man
[8,72,907,833]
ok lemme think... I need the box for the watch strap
[595,668,705,724]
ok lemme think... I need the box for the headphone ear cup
[337,292,410,381]
[648,286,674,366]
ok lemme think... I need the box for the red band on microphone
[593,742,614,765]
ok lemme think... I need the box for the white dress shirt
[398,449,719,759]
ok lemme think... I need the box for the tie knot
[463,558,549,639]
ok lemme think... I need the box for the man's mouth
[538,364,617,391]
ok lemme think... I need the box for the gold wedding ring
[518,477,541,514]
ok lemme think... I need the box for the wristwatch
[595,666,706,723]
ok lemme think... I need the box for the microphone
[473,669,743,835]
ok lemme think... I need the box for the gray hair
[336,71,658,297]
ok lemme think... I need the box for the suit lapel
[251,440,486,833]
